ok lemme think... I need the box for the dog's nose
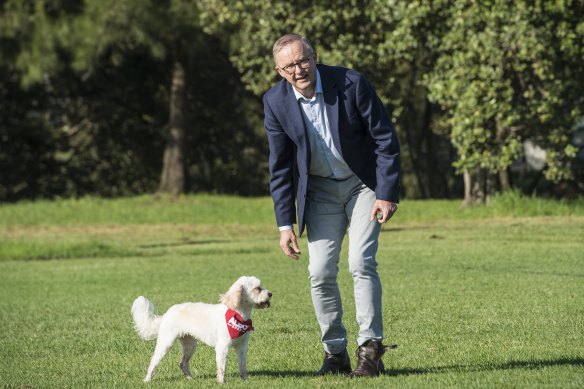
[268,292,273,298]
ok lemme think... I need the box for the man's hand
[370,200,398,224]
[279,229,301,260]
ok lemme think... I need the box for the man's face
[274,40,317,98]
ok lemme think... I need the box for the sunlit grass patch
[0,239,138,261]
[0,195,583,388]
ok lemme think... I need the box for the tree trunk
[496,118,511,190]
[498,169,510,190]
[463,119,511,205]
[463,168,496,206]
[157,58,186,197]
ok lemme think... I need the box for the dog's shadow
[247,370,316,378]
[152,370,314,382]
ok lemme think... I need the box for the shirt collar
[293,70,322,102]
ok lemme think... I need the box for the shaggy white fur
[131,276,272,384]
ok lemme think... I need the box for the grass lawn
[0,193,583,388]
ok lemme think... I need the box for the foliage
[202,0,463,198]
[0,0,267,201]
[0,51,168,200]
[1,0,583,202]
[425,0,584,182]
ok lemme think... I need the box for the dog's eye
[254,287,262,292]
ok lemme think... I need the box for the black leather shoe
[349,340,397,377]
[315,349,352,376]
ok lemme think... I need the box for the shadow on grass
[146,357,584,382]
[138,239,228,248]
[151,370,315,382]
[248,370,316,378]
[521,270,584,278]
[386,357,584,377]
[252,358,584,378]
[380,227,406,234]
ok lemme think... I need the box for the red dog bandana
[225,309,254,339]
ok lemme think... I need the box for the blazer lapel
[320,67,343,155]
[282,84,310,169]
[283,85,307,144]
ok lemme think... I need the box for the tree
[358,1,459,198]
[1,0,204,197]
[3,0,581,202]
[1,1,169,200]
[201,0,461,199]
[1,0,267,201]
[425,0,584,204]
[64,0,205,196]
[209,0,584,203]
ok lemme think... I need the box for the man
[263,33,400,377]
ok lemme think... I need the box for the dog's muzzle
[256,292,272,309]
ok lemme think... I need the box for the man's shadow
[252,357,584,378]
[388,357,584,377]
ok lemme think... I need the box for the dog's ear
[220,284,243,309]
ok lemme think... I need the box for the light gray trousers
[305,174,383,354]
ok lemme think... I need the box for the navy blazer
[263,64,400,236]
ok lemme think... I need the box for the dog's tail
[131,296,162,340]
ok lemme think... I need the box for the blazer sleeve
[354,73,401,202]
[263,94,297,227]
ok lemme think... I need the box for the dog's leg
[215,343,230,384]
[178,336,197,379]
[144,332,176,382]
[236,340,249,380]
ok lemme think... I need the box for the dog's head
[220,276,272,310]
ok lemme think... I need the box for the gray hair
[272,34,314,62]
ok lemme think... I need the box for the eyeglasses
[279,54,313,75]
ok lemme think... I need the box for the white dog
[131,276,272,384]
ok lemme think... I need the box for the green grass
[0,193,583,388]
